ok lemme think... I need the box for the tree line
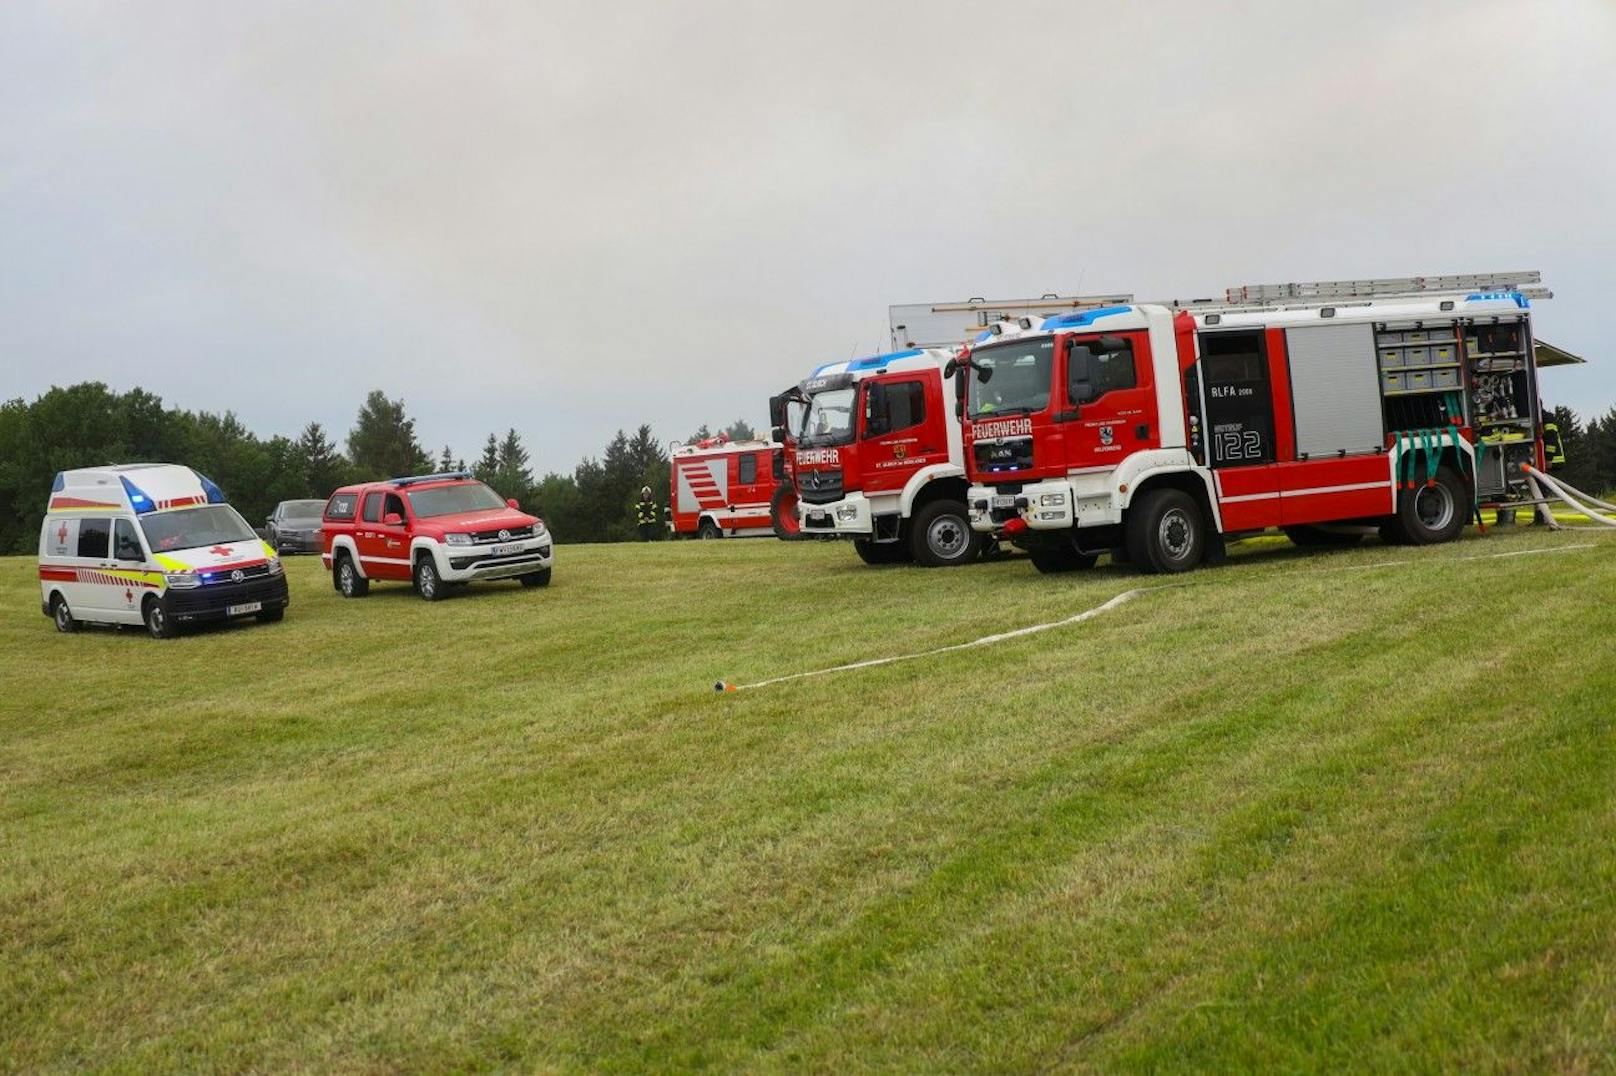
[0,382,762,554]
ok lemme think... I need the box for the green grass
[3,529,1616,1072]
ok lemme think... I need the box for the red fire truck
[763,348,986,567]
[668,435,783,539]
[957,272,1567,573]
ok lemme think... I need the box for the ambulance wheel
[142,595,175,639]
[771,484,802,541]
[519,568,552,588]
[1390,466,1467,546]
[335,553,369,597]
[256,607,285,623]
[1029,545,1098,574]
[1283,525,1363,548]
[1126,488,1205,574]
[698,519,722,540]
[910,500,980,568]
[50,594,77,633]
[853,538,908,565]
[414,555,447,601]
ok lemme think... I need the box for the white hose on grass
[714,584,1183,693]
[1524,466,1616,529]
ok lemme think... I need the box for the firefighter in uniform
[635,485,659,541]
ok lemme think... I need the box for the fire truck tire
[1126,488,1206,574]
[50,593,77,633]
[1283,525,1363,548]
[770,484,802,541]
[909,501,980,567]
[519,568,552,588]
[142,594,175,639]
[334,552,369,597]
[1390,466,1467,545]
[854,538,909,565]
[1029,546,1098,574]
[414,555,447,601]
[697,519,723,540]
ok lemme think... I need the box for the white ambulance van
[38,464,290,638]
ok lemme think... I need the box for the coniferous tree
[295,421,347,498]
[346,390,431,479]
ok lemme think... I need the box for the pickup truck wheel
[853,538,908,566]
[51,594,77,633]
[335,553,369,597]
[1125,489,1206,574]
[1029,545,1098,573]
[909,500,980,567]
[519,568,552,588]
[142,595,175,639]
[770,484,802,541]
[414,556,446,601]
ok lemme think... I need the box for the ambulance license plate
[227,601,262,616]
[992,495,1016,509]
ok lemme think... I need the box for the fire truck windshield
[800,387,856,446]
[968,338,1055,417]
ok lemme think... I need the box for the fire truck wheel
[1391,466,1467,545]
[1126,488,1206,574]
[335,553,369,597]
[698,519,723,540]
[1029,546,1099,574]
[910,501,980,567]
[519,568,552,588]
[770,484,802,541]
[142,595,175,639]
[414,556,447,601]
[1283,525,1363,548]
[50,594,77,633]
[853,538,909,565]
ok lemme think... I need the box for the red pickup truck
[321,472,554,600]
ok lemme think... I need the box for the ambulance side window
[738,453,758,485]
[361,493,383,523]
[77,518,110,559]
[113,519,143,561]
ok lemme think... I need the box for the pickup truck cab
[39,463,289,638]
[321,472,553,600]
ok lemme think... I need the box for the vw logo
[498,529,511,541]
[230,569,245,583]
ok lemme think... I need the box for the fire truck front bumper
[968,478,1119,533]
[798,492,873,537]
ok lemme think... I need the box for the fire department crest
[1099,425,1115,446]
[893,444,907,460]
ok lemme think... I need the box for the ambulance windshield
[801,387,856,446]
[968,338,1055,418]
[139,505,257,553]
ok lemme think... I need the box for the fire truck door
[1199,329,1281,531]
[860,376,935,494]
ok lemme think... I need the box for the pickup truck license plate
[491,543,519,556]
[227,601,262,616]
[992,495,1016,509]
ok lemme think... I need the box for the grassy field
[4,527,1616,1072]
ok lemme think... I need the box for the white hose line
[1534,473,1616,514]
[715,584,1183,693]
[1525,466,1616,529]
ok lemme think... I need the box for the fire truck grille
[974,437,1033,474]
[797,469,844,505]
[470,525,534,544]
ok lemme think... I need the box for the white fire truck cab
[959,272,1561,573]
[782,348,980,567]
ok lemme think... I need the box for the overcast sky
[4,0,1614,472]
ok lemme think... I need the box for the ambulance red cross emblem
[57,521,69,546]
[209,545,232,556]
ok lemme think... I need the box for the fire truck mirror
[771,425,787,444]
[943,358,958,379]
[768,394,786,427]
[864,381,889,437]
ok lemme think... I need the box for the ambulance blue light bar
[120,475,157,514]
[197,473,228,503]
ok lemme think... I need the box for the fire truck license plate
[992,495,1016,509]
[808,509,828,522]
[227,601,262,616]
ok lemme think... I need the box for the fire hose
[1520,465,1616,529]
